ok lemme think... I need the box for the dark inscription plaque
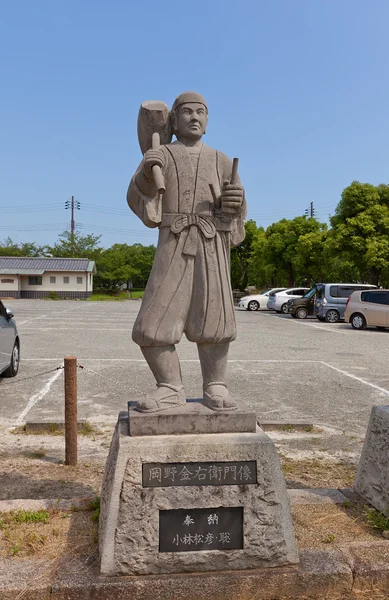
[159,506,243,552]
[143,461,257,487]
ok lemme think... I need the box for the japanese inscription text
[142,461,257,487]
[159,506,243,552]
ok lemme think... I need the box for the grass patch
[364,508,389,531]
[1,509,50,526]
[88,290,144,301]
[0,507,98,559]
[79,421,96,436]
[88,497,100,522]
[28,449,47,459]
[280,456,357,488]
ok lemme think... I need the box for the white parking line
[20,328,133,332]
[15,368,64,425]
[22,358,322,363]
[294,322,351,334]
[321,361,389,396]
[17,305,82,326]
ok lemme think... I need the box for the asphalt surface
[1,299,388,436]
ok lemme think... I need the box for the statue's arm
[217,151,247,246]
[127,148,169,228]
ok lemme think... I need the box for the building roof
[0,257,96,274]
[0,269,45,275]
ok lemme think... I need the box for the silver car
[0,300,20,377]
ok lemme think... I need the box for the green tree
[46,231,102,260]
[0,238,45,256]
[95,243,156,289]
[230,220,261,290]
[327,182,389,286]
[251,216,326,288]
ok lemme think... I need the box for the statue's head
[171,92,208,141]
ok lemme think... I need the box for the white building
[0,257,96,299]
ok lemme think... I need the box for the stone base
[354,405,389,515]
[99,412,298,576]
[128,398,257,436]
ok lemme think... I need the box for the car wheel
[281,303,289,314]
[296,308,308,319]
[3,341,20,378]
[350,313,366,330]
[325,310,340,323]
[247,300,259,311]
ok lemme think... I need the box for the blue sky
[1,0,388,248]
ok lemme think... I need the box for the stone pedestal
[99,411,298,576]
[355,405,389,515]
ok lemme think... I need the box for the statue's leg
[197,342,237,411]
[136,345,186,413]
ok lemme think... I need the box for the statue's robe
[127,141,246,347]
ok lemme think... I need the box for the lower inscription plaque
[159,506,243,553]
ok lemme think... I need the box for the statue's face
[176,102,208,140]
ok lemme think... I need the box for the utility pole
[304,202,315,218]
[65,196,81,255]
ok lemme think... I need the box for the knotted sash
[161,213,231,256]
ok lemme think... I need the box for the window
[361,291,389,305]
[28,276,42,285]
[0,301,6,317]
[77,277,83,284]
[315,284,325,299]
[338,287,357,298]
[63,277,69,284]
[329,286,339,298]
[50,276,56,284]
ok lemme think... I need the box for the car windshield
[261,289,272,295]
[304,288,316,299]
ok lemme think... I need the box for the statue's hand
[220,182,244,214]
[143,149,165,181]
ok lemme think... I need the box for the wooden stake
[64,356,78,466]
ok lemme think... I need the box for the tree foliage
[95,243,155,289]
[2,179,389,292]
[46,231,103,260]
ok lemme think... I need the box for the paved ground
[1,299,389,437]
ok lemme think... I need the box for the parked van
[314,283,377,323]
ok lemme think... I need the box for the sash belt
[160,213,232,257]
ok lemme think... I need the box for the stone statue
[127,91,246,413]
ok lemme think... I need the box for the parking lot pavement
[1,300,389,436]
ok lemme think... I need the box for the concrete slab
[288,488,349,505]
[50,549,353,600]
[25,420,87,433]
[0,558,54,600]
[128,397,257,436]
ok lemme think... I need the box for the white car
[238,288,287,311]
[267,287,310,314]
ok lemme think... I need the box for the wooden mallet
[137,101,173,195]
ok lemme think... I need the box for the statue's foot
[203,382,238,412]
[136,383,186,413]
